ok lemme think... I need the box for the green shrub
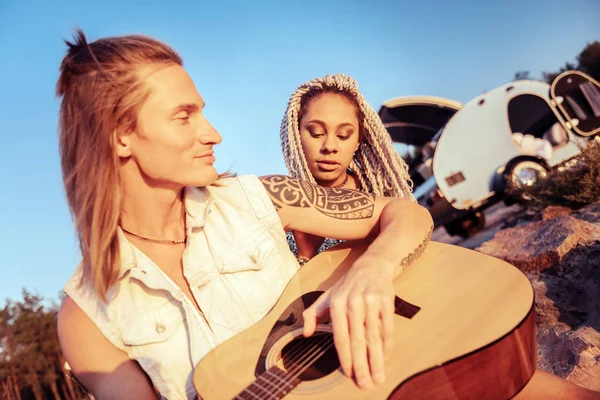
[507,138,600,210]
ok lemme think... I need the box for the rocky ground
[473,202,600,391]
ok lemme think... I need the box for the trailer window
[553,73,600,136]
[508,94,566,142]
[559,80,600,120]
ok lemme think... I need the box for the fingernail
[373,372,385,384]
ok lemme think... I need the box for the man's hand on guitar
[302,254,396,390]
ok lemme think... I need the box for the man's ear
[115,130,134,158]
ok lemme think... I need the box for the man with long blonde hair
[56,29,433,399]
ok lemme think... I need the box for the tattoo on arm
[399,225,433,272]
[260,175,375,220]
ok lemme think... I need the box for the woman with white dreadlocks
[280,73,416,264]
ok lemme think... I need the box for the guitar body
[193,241,536,399]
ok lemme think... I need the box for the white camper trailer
[434,70,600,216]
[381,71,600,238]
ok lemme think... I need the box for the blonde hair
[56,29,182,301]
[280,73,415,200]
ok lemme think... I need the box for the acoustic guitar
[193,240,536,399]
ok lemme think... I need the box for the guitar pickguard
[254,291,421,377]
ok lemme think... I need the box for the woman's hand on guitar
[302,255,396,390]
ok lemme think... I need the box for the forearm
[362,199,434,277]
[259,176,433,261]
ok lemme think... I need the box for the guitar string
[236,335,332,400]
[263,369,293,395]
[277,333,333,372]
[239,333,334,399]
[277,332,332,369]
[272,339,337,399]
[267,335,338,398]
[252,336,337,400]
[264,368,301,397]
[254,334,333,397]
[240,387,261,400]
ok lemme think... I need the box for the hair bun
[56,29,94,96]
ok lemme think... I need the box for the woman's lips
[316,161,339,171]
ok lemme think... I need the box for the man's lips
[196,151,215,163]
[197,150,214,158]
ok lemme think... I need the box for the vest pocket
[120,300,185,346]
[217,226,282,274]
[118,300,189,398]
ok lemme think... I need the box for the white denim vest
[64,175,300,400]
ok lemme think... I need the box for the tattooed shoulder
[259,175,376,220]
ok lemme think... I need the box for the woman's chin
[312,171,341,186]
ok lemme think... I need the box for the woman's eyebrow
[306,120,356,129]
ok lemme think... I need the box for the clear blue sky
[0,0,598,303]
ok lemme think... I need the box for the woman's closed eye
[308,130,325,138]
[337,129,354,140]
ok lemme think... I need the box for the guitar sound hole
[279,332,340,381]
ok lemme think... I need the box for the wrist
[354,253,397,277]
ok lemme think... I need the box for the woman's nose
[321,135,337,153]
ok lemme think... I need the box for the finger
[302,291,330,337]
[348,294,372,389]
[381,295,395,356]
[330,293,352,378]
[365,293,385,385]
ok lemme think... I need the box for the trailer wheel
[444,212,486,238]
[505,160,548,203]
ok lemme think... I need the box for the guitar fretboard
[235,366,301,400]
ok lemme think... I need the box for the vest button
[156,324,166,334]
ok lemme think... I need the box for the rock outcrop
[476,202,600,391]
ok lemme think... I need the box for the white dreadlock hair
[280,73,416,201]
